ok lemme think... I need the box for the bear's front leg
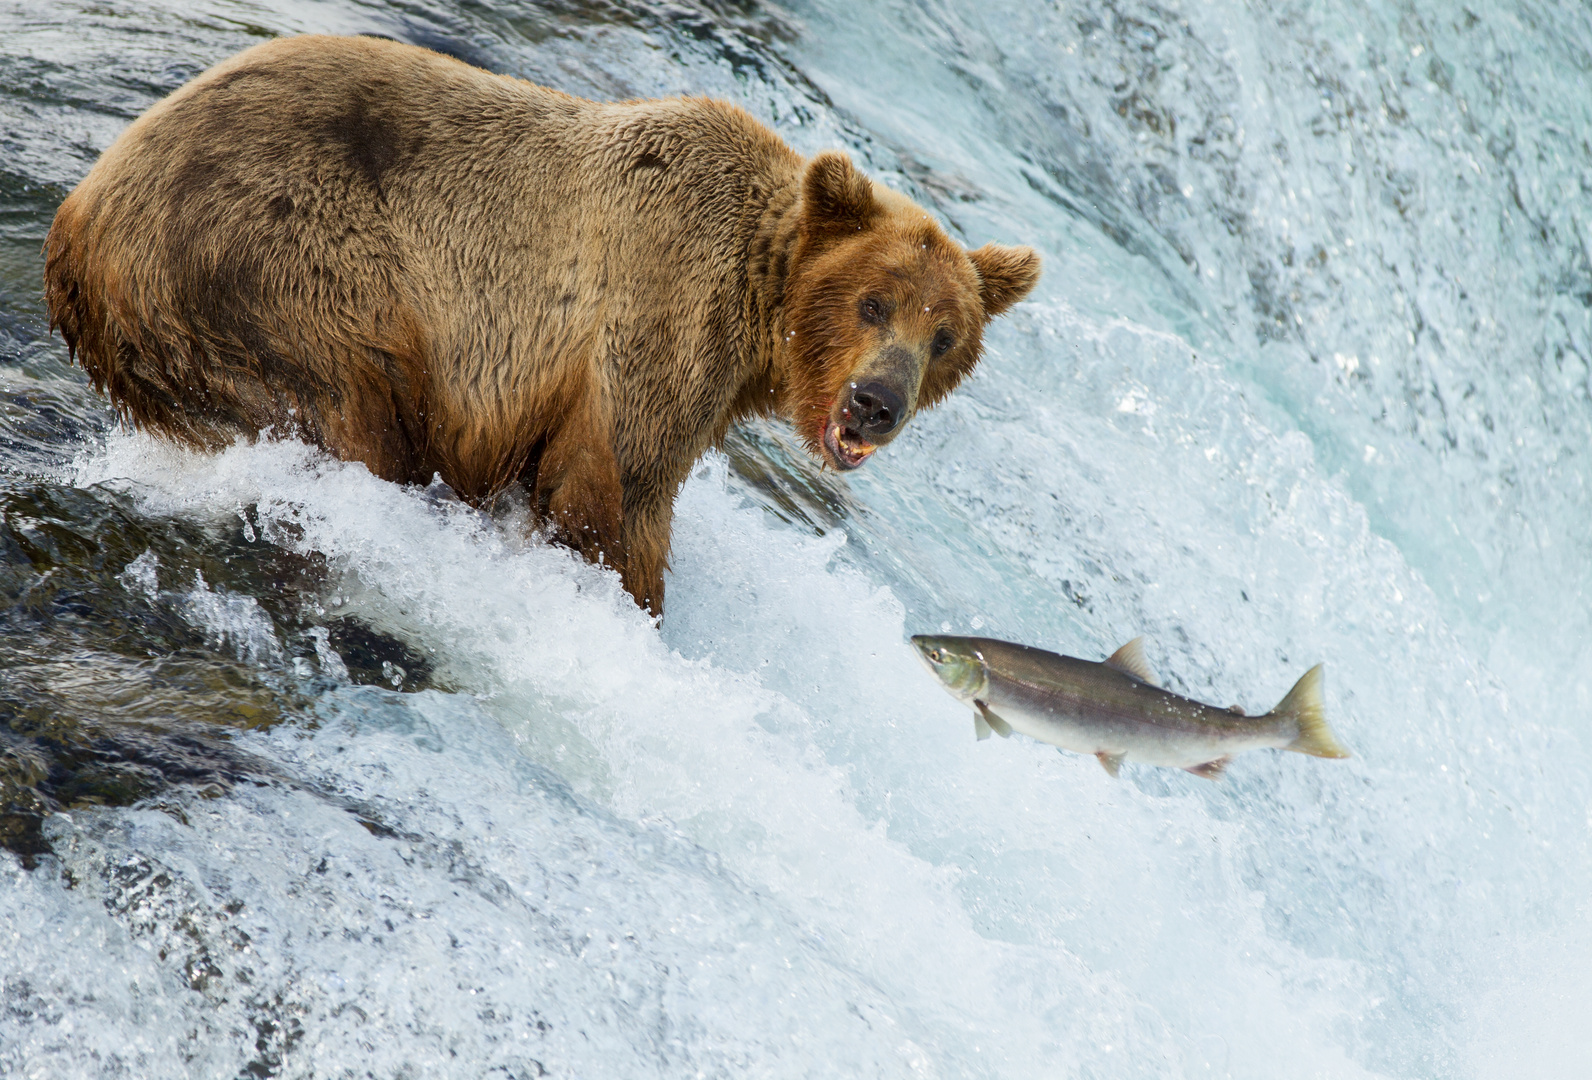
[533,407,626,587]
[616,490,674,618]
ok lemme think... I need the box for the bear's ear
[801,151,879,238]
[968,243,1042,318]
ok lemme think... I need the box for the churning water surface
[2,1,1590,1077]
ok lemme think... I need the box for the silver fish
[911,634,1350,780]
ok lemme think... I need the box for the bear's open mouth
[823,421,877,470]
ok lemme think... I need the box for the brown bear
[45,35,1040,615]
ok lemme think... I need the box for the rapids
[1,1,1589,1076]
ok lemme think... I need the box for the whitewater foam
[56,423,1398,1078]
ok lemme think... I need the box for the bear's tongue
[824,421,876,470]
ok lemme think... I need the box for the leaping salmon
[911,634,1350,780]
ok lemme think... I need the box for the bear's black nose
[849,382,905,438]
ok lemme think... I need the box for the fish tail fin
[1270,664,1350,759]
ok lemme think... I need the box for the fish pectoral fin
[973,711,992,741]
[1104,637,1159,687]
[1095,751,1125,777]
[1184,756,1232,781]
[975,701,1013,738]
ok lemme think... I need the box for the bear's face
[783,152,1041,471]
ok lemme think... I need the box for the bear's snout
[848,381,905,439]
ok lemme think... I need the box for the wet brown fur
[45,35,1040,614]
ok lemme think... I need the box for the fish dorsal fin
[1104,637,1158,686]
[1184,756,1231,781]
[1096,751,1125,777]
[976,701,1013,739]
[973,711,992,741]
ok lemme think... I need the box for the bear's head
[781,151,1041,471]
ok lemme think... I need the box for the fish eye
[929,649,942,662]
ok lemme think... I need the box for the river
[2,1,1589,1076]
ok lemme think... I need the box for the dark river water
[3,1,1591,1077]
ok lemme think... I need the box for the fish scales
[971,639,1269,737]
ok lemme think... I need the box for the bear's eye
[859,297,887,325]
[932,330,956,357]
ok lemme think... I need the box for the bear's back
[73,33,795,270]
[63,36,592,291]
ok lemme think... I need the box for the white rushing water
[3,0,1591,1077]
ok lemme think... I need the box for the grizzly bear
[45,35,1040,615]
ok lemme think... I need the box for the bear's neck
[737,174,805,419]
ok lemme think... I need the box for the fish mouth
[823,421,877,471]
[910,635,949,681]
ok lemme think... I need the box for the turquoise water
[2,1,1589,1076]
